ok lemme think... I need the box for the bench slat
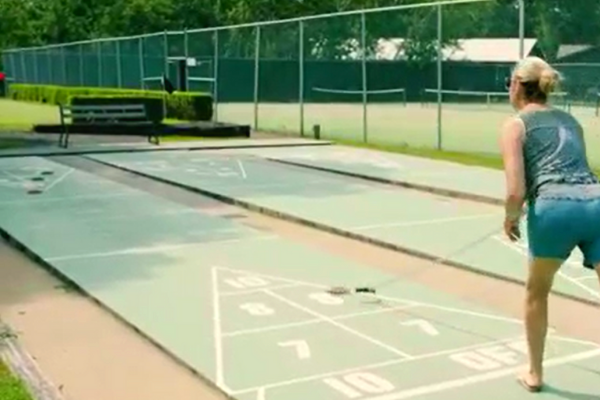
[62,105,145,112]
[74,120,154,125]
[65,112,147,119]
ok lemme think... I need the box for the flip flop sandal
[518,376,543,393]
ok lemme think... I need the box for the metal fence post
[20,51,27,83]
[163,31,168,118]
[184,28,189,91]
[138,36,145,89]
[98,41,103,86]
[436,3,443,150]
[518,0,525,59]
[253,26,261,131]
[47,49,52,84]
[33,49,39,84]
[299,20,304,137]
[79,45,84,86]
[62,46,68,85]
[116,39,122,88]
[361,12,368,143]
[213,30,220,122]
[163,30,168,77]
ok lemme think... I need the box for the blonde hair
[513,56,561,97]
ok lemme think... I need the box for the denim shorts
[527,196,600,269]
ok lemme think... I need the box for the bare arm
[499,117,526,221]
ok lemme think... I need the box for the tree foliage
[1,0,600,65]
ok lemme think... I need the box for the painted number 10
[225,276,269,289]
[323,373,395,398]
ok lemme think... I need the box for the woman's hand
[504,217,520,242]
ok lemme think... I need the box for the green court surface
[87,150,600,305]
[1,156,600,399]
[226,144,506,203]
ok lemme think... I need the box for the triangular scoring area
[284,149,404,170]
[0,166,57,192]
[184,156,248,179]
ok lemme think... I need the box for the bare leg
[519,257,562,391]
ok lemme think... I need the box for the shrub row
[8,84,213,121]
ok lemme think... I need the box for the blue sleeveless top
[519,108,600,201]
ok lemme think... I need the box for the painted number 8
[239,303,274,316]
[309,292,344,305]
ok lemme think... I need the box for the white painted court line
[352,213,500,232]
[231,335,529,395]
[575,275,598,282]
[493,236,600,300]
[2,169,30,182]
[222,304,420,338]
[363,348,600,400]
[264,289,414,359]
[46,234,278,263]
[237,160,247,179]
[0,192,137,207]
[211,267,226,388]
[202,178,341,191]
[43,168,74,193]
[30,208,204,227]
[214,266,523,325]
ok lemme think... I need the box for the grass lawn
[2,98,597,176]
[335,138,505,170]
[336,138,600,178]
[0,359,34,400]
[0,99,60,132]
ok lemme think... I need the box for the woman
[500,56,600,392]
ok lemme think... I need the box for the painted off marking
[364,349,600,400]
[231,335,529,395]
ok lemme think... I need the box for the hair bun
[538,68,558,95]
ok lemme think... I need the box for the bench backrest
[60,104,148,123]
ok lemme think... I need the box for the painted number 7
[400,319,439,336]
[278,340,311,360]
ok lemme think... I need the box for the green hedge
[8,84,213,121]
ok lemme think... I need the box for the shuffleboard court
[87,151,600,305]
[0,157,599,399]
[220,144,506,204]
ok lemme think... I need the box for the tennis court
[214,88,600,164]
[1,153,600,400]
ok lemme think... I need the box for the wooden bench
[58,103,160,148]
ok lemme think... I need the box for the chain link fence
[5,0,598,163]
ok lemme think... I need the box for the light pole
[518,0,525,59]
